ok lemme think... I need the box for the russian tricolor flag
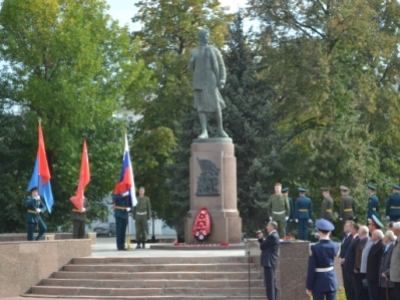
[27,122,54,213]
[114,134,137,207]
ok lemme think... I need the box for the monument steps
[23,256,266,299]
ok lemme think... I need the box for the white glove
[34,196,40,200]
[82,207,86,212]
[122,191,129,197]
[308,219,313,224]
[269,217,272,221]
[353,216,356,220]
[339,218,343,221]
[126,207,132,212]
[387,216,390,220]
[295,219,298,223]
[285,216,289,221]
[36,208,41,213]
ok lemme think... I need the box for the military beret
[30,186,38,192]
[282,187,289,193]
[369,215,383,229]
[340,186,349,191]
[367,184,376,190]
[320,187,330,191]
[315,219,335,231]
[393,184,400,190]
[298,187,307,192]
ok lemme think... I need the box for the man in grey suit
[379,230,396,300]
[257,221,280,300]
[390,222,400,300]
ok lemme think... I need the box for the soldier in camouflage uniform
[267,183,290,239]
[320,187,334,222]
[133,187,151,249]
[339,186,356,224]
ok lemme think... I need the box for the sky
[106,0,249,31]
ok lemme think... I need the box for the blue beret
[282,187,289,193]
[298,187,307,192]
[315,219,335,231]
[393,184,400,190]
[370,215,383,229]
[367,184,376,190]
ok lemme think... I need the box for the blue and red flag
[114,134,137,207]
[27,122,54,213]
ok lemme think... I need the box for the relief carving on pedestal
[196,158,220,196]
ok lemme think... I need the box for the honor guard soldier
[133,187,151,249]
[295,187,313,240]
[386,184,400,221]
[112,191,131,250]
[267,183,290,238]
[306,219,339,300]
[71,186,91,239]
[320,188,334,222]
[26,187,47,241]
[339,186,355,224]
[282,187,294,236]
[366,184,379,224]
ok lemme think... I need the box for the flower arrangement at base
[192,206,211,242]
[282,235,294,241]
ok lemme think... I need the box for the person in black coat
[343,223,361,299]
[366,230,384,300]
[257,221,280,300]
[340,221,354,300]
[379,230,396,300]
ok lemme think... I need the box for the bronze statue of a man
[189,29,229,139]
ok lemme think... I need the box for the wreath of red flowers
[192,206,211,242]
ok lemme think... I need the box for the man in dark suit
[340,221,354,300]
[257,221,280,300]
[354,226,370,300]
[306,219,339,300]
[343,223,360,299]
[366,229,384,300]
[379,230,396,300]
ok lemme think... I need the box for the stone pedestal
[185,138,242,244]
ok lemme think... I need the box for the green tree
[0,0,152,231]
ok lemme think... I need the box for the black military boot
[135,242,141,249]
[142,242,145,249]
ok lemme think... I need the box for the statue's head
[198,29,210,44]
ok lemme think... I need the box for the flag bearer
[112,191,131,250]
[26,187,47,241]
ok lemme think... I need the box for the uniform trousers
[298,219,308,240]
[27,218,47,241]
[115,217,127,250]
[72,220,85,239]
[264,266,279,300]
[312,290,336,300]
[135,216,148,242]
[275,219,285,238]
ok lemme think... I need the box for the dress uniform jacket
[367,194,379,220]
[295,196,312,220]
[339,195,355,220]
[386,193,400,221]
[306,239,339,292]
[267,194,290,221]
[113,194,129,219]
[321,196,334,221]
[133,196,151,221]
[379,243,394,288]
[71,199,90,222]
[26,197,47,223]
[390,239,400,282]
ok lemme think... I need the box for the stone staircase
[23,256,265,299]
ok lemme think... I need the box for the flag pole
[125,129,131,250]
[37,118,42,196]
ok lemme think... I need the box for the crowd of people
[259,182,400,300]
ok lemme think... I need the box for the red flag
[70,140,90,210]
[37,124,51,184]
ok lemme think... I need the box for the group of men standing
[267,182,400,240]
